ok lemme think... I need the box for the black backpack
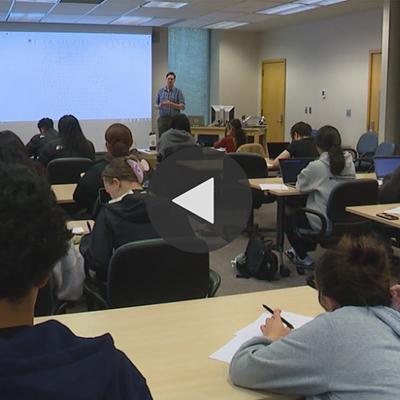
[234,236,278,281]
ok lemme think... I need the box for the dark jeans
[285,210,316,259]
[157,116,173,137]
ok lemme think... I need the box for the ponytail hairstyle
[316,125,345,175]
[105,123,133,158]
[315,235,392,307]
[102,155,148,185]
[230,118,246,148]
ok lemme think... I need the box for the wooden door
[261,59,286,142]
[367,50,382,133]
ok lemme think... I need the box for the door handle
[276,115,284,125]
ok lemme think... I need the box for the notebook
[267,142,290,159]
[374,156,400,184]
[279,158,315,187]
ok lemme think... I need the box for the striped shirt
[156,86,185,117]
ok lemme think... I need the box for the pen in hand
[86,221,92,233]
[262,304,295,329]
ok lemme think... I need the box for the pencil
[86,221,92,233]
[262,304,295,329]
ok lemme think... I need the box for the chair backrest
[107,238,210,308]
[356,132,378,156]
[327,179,378,236]
[237,143,266,158]
[227,153,268,179]
[375,142,396,157]
[47,157,93,184]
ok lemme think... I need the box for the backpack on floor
[233,236,278,281]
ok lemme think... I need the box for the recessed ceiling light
[257,3,301,15]
[280,4,317,14]
[8,12,46,22]
[143,1,188,8]
[111,16,153,25]
[203,21,248,30]
[317,0,347,5]
[15,0,57,3]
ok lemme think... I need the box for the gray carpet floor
[210,202,325,297]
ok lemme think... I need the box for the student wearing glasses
[230,235,400,399]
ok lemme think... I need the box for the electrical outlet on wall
[305,106,308,114]
[346,109,351,117]
[322,90,326,100]
[308,107,312,114]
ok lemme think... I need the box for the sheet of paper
[71,227,84,235]
[210,311,314,364]
[385,206,400,215]
[259,183,289,191]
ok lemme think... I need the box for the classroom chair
[290,179,378,273]
[236,143,266,158]
[85,238,220,310]
[35,276,69,317]
[353,132,379,172]
[47,157,93,184]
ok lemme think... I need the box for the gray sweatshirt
[157,128,196,159]
[229,306,400,399]
[296,151,356,231]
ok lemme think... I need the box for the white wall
[210,31,260,120]
[380,0,400,144]
[259,9,383,148]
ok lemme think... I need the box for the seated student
[213,119,246,153]
[0,163,152,399]
[26,117,58,159]
[80,156,159,282]
[0,130,45,176]
[157,113,196,160]
[39,114,95,166]
[230,235,400,399]
[73,123,134,215]
[285,126,356,267]
[379,165,400,204]
[270,122,318,169]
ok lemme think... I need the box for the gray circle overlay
[145,147,253,253]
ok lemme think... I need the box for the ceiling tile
[49,3,97,15]
[76,14,117,23]
[11,1,54,13]
[41,13,82,22]
[139,17,177,26]
[89,0,142,17]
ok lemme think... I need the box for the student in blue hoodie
[0,162,152,400]
[229,235,400,399]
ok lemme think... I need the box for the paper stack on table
[209,311,313,364]
[259,183,289,191]
[385,206,400,215]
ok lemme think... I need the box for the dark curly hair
[315,235,392,307]
[0,163,70,301]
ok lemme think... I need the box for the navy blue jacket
[0,320,152,400]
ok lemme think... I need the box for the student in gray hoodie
[157,113,197,161]
[285,126,356,267]
[230,235,400,399]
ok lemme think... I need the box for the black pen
[262,304,295,329]
[86,221,92,233]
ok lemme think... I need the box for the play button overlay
[172,178,214,224]
[145,147,253,253]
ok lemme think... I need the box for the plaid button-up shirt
[155,86,185,117]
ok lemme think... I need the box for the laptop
[374,156,400,185]
[279,158,315,187]
[267,142,290,159]
[188,115,205,127]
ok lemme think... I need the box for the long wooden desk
[249,173,377,270]
[36,286,322,400]
[346,203,400,229]
[52,183,77,204]
[192,126,267,147]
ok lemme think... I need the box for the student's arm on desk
[229,313,335,396]
[270,150,290,169]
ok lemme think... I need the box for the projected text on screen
[0,31,152,122]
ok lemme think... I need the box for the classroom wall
[259,9,383,148]
[210,31,260,120]
[380,0,400,144]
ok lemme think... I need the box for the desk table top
[36,286,321,400]
[346,203,400,229]
[52,183,77,204]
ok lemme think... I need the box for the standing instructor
[155,72,185,136]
